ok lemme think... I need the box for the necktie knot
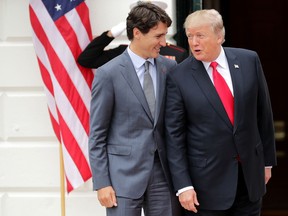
[210,61,218,70]
[144,61,150,73]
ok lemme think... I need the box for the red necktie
[210,62,234,125]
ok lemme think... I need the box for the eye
[197,34,205,39]
[187,34,193,39]
[156,34,166,40]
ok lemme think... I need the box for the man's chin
[152,53,160,58]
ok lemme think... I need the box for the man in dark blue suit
[165,9,277,216]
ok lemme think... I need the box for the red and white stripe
[29,0,93,192]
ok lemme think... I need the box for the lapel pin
[234,64,239,69]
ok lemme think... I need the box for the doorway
[219,1,288,213]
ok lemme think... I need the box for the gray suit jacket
[165,47,277,210]
[89,49,177,199]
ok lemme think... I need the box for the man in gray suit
[88,2,182,216]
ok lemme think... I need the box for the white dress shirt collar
[127,46,155,69]
[202,47,227,70]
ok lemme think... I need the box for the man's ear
[133,27,141,40]
[217,32,224,45]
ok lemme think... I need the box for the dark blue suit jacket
[165,47,277,210]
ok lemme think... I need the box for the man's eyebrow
[155,32,167,37]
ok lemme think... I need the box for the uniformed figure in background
[77,1,189,68]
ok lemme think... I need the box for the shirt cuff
[176,186,194,196]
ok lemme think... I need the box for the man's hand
[265,167,272,184]
[97,186,117,208]
[109,22,126,38]
[178,188,199,213]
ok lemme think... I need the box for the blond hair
[184,9,225,43]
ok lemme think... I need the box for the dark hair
[126,2,172,40]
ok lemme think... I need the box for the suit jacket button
[234,155,241,162]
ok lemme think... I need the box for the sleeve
[255,53,277,167]
[77,31,126,68]
[88,68,114,190]
[165,72,193,191]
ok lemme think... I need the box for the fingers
[179,189,199,213]
[111,192,118,207]
[265,167,272,184]
[97,186,118,208]
[110,22,126,38]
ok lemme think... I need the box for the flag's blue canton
[42,0,84,21]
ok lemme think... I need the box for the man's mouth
[155,47,161,52]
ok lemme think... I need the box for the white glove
[110,21,126,38]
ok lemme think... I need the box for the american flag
[29,0,93,192]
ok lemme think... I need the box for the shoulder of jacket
[224,47,257,55]
[165,43,187,53]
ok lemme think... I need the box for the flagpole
[59,143,66,216]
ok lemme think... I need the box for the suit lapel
[224,48,243,132]
[154,57,167,125]
[119,51,154,122]
[190,58,233,129]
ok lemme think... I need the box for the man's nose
[160,37,166,47]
